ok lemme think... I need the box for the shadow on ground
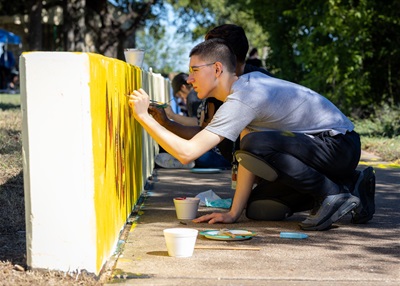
[0,171,26,265]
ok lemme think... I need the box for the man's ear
[215,62,223,76]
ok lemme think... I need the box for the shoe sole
[155,153,195,169]
[299,194,360,231]
[235,150,278,182]
[351,166,376,224]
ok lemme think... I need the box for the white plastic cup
[123,48,145,67]
[173,197,200,220]
[163,228,198,257]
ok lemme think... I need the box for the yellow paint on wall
[87,54,144,272]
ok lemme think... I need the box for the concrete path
[105,153,400,285]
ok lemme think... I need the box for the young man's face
[187,55,217,99]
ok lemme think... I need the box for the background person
[8,68,19,92]
[171,72,202,119]
[0,45,16,90]
[245,47,262,67]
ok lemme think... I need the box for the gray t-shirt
[205,72,354,142]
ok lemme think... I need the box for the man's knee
[246,200,292,221]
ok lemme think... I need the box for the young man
[149,24,272,163]
[129,39,374,231]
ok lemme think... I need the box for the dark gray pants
[240,130,361,220]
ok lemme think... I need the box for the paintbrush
[125,94,172,108]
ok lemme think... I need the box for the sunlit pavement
[105,151,400,285]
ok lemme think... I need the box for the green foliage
[167,0,268,53]
[245,0,400,115]
[353,104,400,138]
[293,0,375,112]
[245,0,300,79]
[3,0,398,115]
[0,95,22,183]
[352,103,400,162]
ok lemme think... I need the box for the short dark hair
[189,39,236,74]
[171,72,190,95]
[205,24,249,64]
[249,48,258,57]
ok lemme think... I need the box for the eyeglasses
[189,62,215,74]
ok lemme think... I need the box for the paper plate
[190,168,221,174]
[199,229,255,241]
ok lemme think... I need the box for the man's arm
[193,163,256,224]
[148,105,202,139]
[164,106,199,126]
[193,129,255,224]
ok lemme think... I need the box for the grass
[359,136,400,163]
[353,104,400,164]
[0,93,398,284]
[0,95,24,238]
[0,95,22,186]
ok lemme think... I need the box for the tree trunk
[28,0,42,50]
[61,0,156,58]
[63,0,89,52]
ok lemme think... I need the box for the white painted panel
[21,52,96,273]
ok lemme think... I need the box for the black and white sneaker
[351,166,376,224]
[299,193,360,231]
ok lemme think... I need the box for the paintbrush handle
[195,246,260,251]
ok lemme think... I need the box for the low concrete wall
[20,52,171,274]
